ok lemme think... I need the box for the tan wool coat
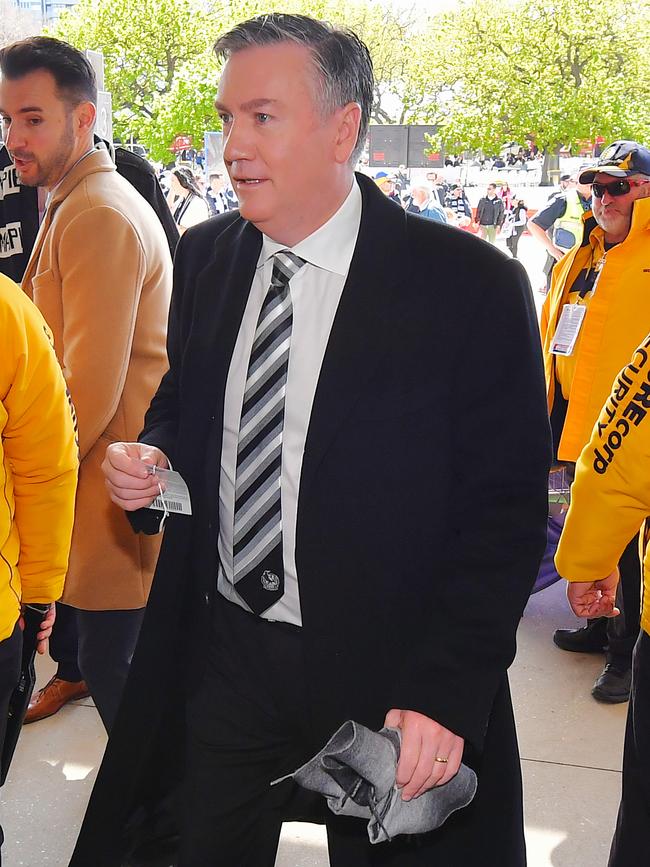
[22,148,172,610]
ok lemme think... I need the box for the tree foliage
[49,0,650,163]
[51,0,218,160]
[420,0,650,155]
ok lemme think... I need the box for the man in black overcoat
[71,13,551,867]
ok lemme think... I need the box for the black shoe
[553,619,608,653]
[591,662,632,703]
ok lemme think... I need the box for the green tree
[421,0,650,181]
[51,0,219,161]
[51,0,426,158]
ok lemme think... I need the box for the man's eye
[256,113,270,123]
[218,113,232,124]
[28,117,42,126]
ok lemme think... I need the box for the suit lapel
[299,176,407,496]
[21,205,56,295]
[185,217,262,522]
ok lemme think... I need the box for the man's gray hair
[214,13,374,166]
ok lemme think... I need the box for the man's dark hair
[0,36,97,107]
[214,13,374,166]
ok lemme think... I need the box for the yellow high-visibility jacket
[542,197,650,462]
[0,273,78,643]
[555,332,650,636]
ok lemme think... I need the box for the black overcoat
[70,174,551,865]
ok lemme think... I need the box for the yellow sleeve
[555,334,650,582]
[540,291,551,345]
[1,275,79,602]
[58,206,146,459]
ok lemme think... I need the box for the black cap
[579,141,650,183]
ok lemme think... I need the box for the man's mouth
[12,155,33,170]
[234,178,267,187]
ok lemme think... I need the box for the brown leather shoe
[24,676,90,723]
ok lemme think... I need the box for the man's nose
[222,119,253,163]
[600,188,618,206]
[5,122,24,153]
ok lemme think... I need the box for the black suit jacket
[71,173,551,865]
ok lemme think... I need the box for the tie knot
[271,250,305,288]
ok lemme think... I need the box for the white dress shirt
[217,179,362,624]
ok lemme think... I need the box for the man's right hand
[102,442,169,511]
[550,244,566,262]
[566,569,620,619]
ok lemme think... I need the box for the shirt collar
[257,179,362,276]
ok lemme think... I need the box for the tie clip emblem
[261,570,280,592]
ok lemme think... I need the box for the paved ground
[3,202,622,866]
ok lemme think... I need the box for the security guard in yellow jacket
[556,332,650,867]
[541,140,650,702]
[0,272,78,855]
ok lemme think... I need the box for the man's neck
[44,140,96,193]
[261,173,354,247]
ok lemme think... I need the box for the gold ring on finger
[434,756,448,764]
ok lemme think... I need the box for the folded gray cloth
[273,720,477,844]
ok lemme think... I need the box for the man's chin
[14,167,41,187]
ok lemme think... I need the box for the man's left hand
[384,709,464,800]
[19,603,56,655]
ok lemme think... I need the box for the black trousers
[607,535,642,665]
[0,623,23,865]
[609,630,650,866]
[180,596,526,867]
[76,608,145,733]
[50,602,82,683]
[506,228,524,258]
[51,603,144,733]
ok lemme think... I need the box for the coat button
[204,592,210,605]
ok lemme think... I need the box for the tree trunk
[540,146,561,186]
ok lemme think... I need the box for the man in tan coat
[0,37,171,732]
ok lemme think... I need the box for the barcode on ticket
[151,497,184,512]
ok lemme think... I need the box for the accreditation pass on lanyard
[550,303,587,357]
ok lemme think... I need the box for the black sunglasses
[591,178,647,198]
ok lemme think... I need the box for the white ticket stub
[144,466,192,515]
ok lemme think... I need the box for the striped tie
[232,250,305,614]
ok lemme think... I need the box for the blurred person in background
[408,182,447,223]
[528,173,592,292]
[373,170,401,203]
[505,196,528,259]
[497,180,513,212]
[168,165,211,233]
[445,184,472,225]
[475,183,504,243]
[206,170,235,215]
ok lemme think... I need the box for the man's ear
[75,100,96,136]
[333,102,362,165]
